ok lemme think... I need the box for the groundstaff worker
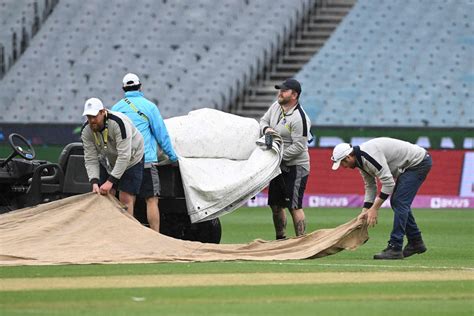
[259,78,312,240]
[81,97,144,216]
[331,137,432,259]
[112,73,178,232]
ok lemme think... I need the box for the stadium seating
[0,1,34,70]
[297,0,474,127]
[0,0,56,76]
[0,0,311,123]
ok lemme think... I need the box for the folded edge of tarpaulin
[164,108,284,223]
[182,133,283,223]
[0,193,369,266]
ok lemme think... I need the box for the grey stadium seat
[0,0,312,123]
[296,0,474,128]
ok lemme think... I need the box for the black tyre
[189,218,222,244]
[134,196,222,244]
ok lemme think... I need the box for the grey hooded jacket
[81,110,144,184]
[260,101,312,171]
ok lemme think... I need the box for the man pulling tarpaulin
[0,193,368,266]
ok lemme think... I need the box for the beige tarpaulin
[0,193,368,266]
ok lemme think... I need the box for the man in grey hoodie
[81,97,144,216]
[331,137,432,259]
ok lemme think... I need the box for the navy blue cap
[275,78,301,96]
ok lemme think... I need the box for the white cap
[82,98,105,116]
[331,143,353,170]
[122,73,140,87]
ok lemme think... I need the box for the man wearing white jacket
[331,137,432,259]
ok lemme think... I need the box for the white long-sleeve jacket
[355,137,427,204]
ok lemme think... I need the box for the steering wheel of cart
[0,133,36,168]
[8,133,36,160]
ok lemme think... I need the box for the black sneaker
[403,240,427,258]
[373,243,403,260]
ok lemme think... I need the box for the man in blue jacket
[112,73,178,232]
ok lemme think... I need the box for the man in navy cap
[259,78,312,240]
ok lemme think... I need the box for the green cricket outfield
[1,207,473,315]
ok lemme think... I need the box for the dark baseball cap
[275,78,301,96]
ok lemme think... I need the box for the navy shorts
[99,159,144,195]
[138,164,161,199]
[268,165,309,210]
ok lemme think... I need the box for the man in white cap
[81,97,145,216]
[112,73,178,232]
[331,137,432,259]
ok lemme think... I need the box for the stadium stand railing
[233,0,355,119]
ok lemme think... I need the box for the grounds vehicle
[0,133,221,243]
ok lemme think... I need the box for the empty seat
[1,0,311,123]
[297,0,473,128]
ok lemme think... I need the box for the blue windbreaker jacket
[112,91,177,164]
